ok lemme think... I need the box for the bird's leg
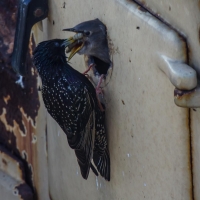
[96,74,104,95]
[96,74,105,112]
[83,63,95,75]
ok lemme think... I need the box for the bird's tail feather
[91,163,99,176]
[93,147,110,181]
[75,149,91,180]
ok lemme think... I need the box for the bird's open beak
[63,29,85,61]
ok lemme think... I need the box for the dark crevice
[45,123,48,159]
[189,109,194,200]
[49,192,54,200]
[91,56,111,75]
[86,55,111,76]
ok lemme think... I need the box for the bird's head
[33,39,69,67]
[63,19,111,64]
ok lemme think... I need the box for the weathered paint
[174,87,200,108]
[130,0,189,63]
[0,0,198,199]
[0,145,33,200]
[0,0,40,198]
[122,1,200,199]
[35,0,191,199]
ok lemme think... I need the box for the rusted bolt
[34,8,44,18]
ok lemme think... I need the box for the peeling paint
[31,134,37,144]
[15,183,33,200]
[15,75,24,88]
[22,150,28,161]
[0,0,40,196]
[3,95,11,104]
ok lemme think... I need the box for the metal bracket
[158,55,200,108]
[11,0,48,76]
[159,55,197,90]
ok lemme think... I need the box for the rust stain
[0,145,25,181]
[128,1,193,198]
[3,95,11,104]
[0,0,40,197]
[186,109,194,200]
[174,88,195,100]
[15,183,33,200]
[137,5,146,12]
[34,8,44,18]
[2,158,7,166]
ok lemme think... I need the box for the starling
[63,19,112,90]
[33,39,110,181]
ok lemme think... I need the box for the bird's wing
[67,86,96,179]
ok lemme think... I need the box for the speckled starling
[63,19,112,88]
[33,39,110,181]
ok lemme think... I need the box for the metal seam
[130,0,194,198]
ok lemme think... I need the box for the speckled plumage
[33,39,110,181]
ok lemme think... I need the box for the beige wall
[31,0,200,199]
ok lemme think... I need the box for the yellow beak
[64,33,84,61]
[68,42,84,61]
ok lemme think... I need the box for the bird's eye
[84,31,91,36]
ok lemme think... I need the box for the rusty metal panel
[31,0,191,199]
[0,1,49,199]
[0,145,33,200]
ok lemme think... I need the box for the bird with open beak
[63,19,111,94]
[33,39,110,181]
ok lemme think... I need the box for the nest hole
[89,56,111,75]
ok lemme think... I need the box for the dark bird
[33,39,110,181]
[63,19,112,92]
